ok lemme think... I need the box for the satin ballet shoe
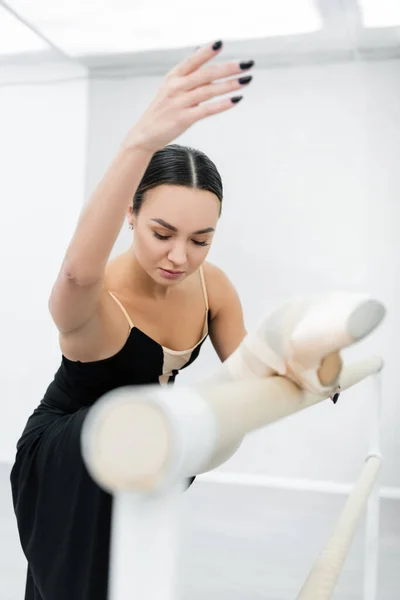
[223,292,385,397]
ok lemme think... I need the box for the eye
[192,240,210,247]
[153,232,170,241]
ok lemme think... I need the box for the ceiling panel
[2,0,400,70]
[1,0,322,57]
[0,2,49,54]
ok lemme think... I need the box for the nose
[167,241,187,268]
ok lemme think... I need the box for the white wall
[0,62,89,462]
[86,58,399,488]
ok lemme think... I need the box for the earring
[129,224,133,230]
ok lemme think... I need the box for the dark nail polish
[240,60,255,70]
[332,393,340,404]
[212,40,223,51]
[231,96,243,104]
[239,75,252,85]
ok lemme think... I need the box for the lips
[161,268,183,275]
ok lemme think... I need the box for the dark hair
[133,144,223,216]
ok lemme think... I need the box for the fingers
[330,385,341,404]
[186,94,245,123]
[169,39,223,79]
[180,73,253,110]
[166,39,255,121]
[151,40,254,142]
[183,59,255,94]
[169,40,255,95]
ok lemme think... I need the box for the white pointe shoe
[225,292,386,396]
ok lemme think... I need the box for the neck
[109,249,172,301]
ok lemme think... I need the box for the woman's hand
[122,40,254,153]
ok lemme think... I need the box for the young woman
[10,40,255,600]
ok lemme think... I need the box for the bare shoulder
[202,262,246,361]
[202,262,242,318]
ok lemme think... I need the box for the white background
[0,44,399,600]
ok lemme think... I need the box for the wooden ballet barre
[81,355,384,494]
[80,355,383,600]
[198,355,384,472]
[297,453,382,600]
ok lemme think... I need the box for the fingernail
[231,96,243,104]
[240,60,255,70]
[332,393,340,404]
[239,75,253,85]
[212,40,223,51]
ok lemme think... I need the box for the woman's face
[129,185,220,285]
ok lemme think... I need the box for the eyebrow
[150,218,215,235]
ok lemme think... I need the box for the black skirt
[10,406,195,600]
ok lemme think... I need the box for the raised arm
[48,41,254,334]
